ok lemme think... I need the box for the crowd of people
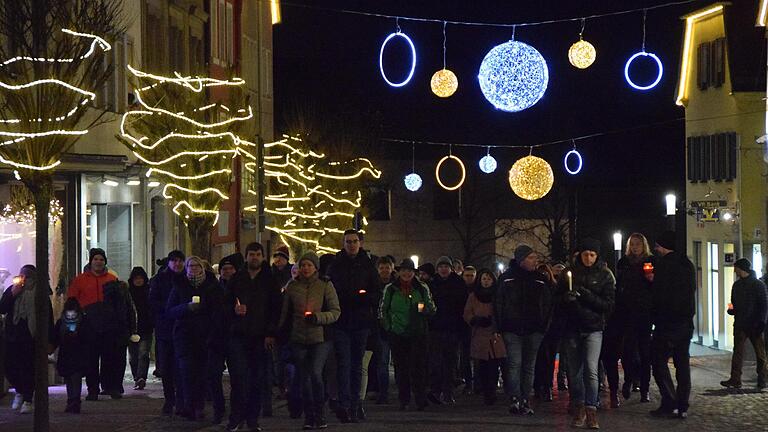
[2,228,767,431]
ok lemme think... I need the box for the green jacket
[279,273,340,345]
[379,277,436,337]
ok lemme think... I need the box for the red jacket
[68,271,118,308]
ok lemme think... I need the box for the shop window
[88,203,133,280]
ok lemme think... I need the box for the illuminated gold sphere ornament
[568,38,596,69]
[508,155,554,200]
[435,154,466,191]
[431,68,458,98]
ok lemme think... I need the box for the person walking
[720,258,768,390]
[128,267,153,391]
[272,245,293,289]
[280,251,341,430]
[562,238,615,429]
[495,245,553,415]
[368,256,396,406]
[533,263,564,402]
[464,268,506,405]
[460,265,478,394]
[379,258,436,411]
[50,298,89,413]
[647,230,696,419]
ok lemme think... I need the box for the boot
[621,381,632,400]
[302,410,315,430]
[640,391,651,403]
[720,379,742,389]
[610,390,621,408]
[570,403,586,428]
[585,406,599,429]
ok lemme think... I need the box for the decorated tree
[0,1,123,429]
[119,66,254,260]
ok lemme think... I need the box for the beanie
[167,249,186,262]
[578,238,601,255]
[435,256,453,269]
[418,262,435,277]
[219,252,244,271]
[655,231,676,251]
[734,258,752,272]
[272,245,290,261]
[89,248,107,265]
[513,244,535,263]
[299,252,320,270]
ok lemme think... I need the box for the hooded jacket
[495,260,554,335]
[50,300,89,377]
[166,271,219,357]
[224,261,282,342]
[560,260,616,333]
[128,267,154,336]
[650,251,696,330]
[279,272,341,345]
[730,270,768,332]
[326,249,381,330]
[379,277,436,337]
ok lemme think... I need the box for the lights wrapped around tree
[404,173,423,191]
[508,155,554,200]
[431,69,458,97]
[568,38,596,69]
[478,39,549,112]
[435,154,466,191]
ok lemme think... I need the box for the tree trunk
[30,178,51,432]
[187,216,213,261]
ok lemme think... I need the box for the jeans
[279,344,302,416]
[334,327,370,409]
[652,325,693,412]
[730,327,768,383]
[156,338,182,407]
[359,350,374,400]
[389,333,428,405]
[429,330,461,394]
[65,373,83,404]
[228,337,266,426]
[502,332,544,400]
[128,336,152,382]
[564,331,603,407]
[207,350,226,415]
[293,341,333,417]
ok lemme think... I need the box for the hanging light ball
[508,155,554,200]
[431,68,458,97]
[478,154,497,174]
[568,38,596,69]
[404,173,423,191]
[477,40,549,112]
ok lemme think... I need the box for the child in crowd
[50,298,89,413]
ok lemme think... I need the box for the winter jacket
[73,278,136,342]
[614,255,654,325]
[272,263,293,290]
[50,313,88,377]
[224,262,283,342]
[650,251,696,330]
[129,281,153,337]
[495,261,554,335]
[67,271,118,308]
[279,272,341,345]
[560,260,616,333]
[379,277,436,337]
[149,267,182,341]
[0,286,53,344]
[464,290,506,360]
[730,271,768,333]
[166,271,218,357]
[428,272,469,333]
[326,249,381,330]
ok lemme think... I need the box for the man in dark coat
[647,231,696,419]
[326,229,381,422]
[721,258,768,390]
[272,245,293,289]
[427,255,469,406]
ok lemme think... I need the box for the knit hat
[219,252,244,271]
[272,245,290,261]
[299,252,320,270]
[578,238,601,255]
[655,230,676,251]
[734,258,752,272]
[89,248,107,265]
[398,258,416,271]
[167,249,186,262]
[514,244,535,263]
[418,262,435,277]
[435,256,453,269]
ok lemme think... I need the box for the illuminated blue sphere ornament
[624,51,663,90]
[379,32,417,88]
[564,149,583,175]
[477,40,549,112]
[479,155,497,174]
[404,173,422,191]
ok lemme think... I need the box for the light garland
[0,186,63,225]
[568,19,596,69]
[379,30,417,88]
[404,173,423,191]
[478,147,497,174]
[435,154,466,191]
[431,22,458,98]
[478,38,549,112]
[508,154,554,200]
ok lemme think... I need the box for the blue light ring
[564,149,583,175]
[624,51,663,91]
[379,32,417,87]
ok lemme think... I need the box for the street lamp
[410,255,419,269]
[613,231,622,270]
[665,193,676,216]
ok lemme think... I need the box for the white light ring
[564,149,583,175]
[379,32,417,87]
[435,155,466,191]
[624,51,663,91]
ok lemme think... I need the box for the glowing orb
[568,39,596,69]
[404,173,422,191]
[564,149,583,175]
[431,68,458,97]
[478,154,497,174]
[508,155,554,200]
[379,32,417,87]
[477,40,549,112]
[435,155,466,191]
[624,51,663,90]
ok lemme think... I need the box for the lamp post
[410,255,419,269]
[665,193,676,230]
[613,231,622,271]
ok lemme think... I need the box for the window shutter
[726,132,737,180]
[697,42,711,90]
[713,38,726,87]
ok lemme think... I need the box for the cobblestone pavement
[1,353,767,432]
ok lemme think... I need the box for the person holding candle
[280,251,341,430]
[561,238,615,429]
[379,258,436,411]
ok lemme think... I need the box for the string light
[379,20,417,88]
[478,147,497,174]
[508,152,554,200]
[431,21,458,98]
[0,187,63,225]
[404,142,422,191]
[624,10,663,91]
[435,150,466,191]
[568,19,596,69]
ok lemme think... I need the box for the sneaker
[640,392,651,403]
[649,406,675,417]
[719,379,742,389]
[11,393,23,410]
[427,392,444,406]
[675,409,688,420]
[135,378,146,390]
[508,397,520,415]
[520,399,534,415]
[109,392,122,400]
[226,420,245,432]
[442,392,456,405]
[19,401,33,414]
[247,420,262,431]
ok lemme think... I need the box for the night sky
[273,0,716,244]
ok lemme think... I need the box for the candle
[12,276,21,285]
[417,302,425,313]
[728,303,734,310]
[643,263,654,274]
[304,311,312,317]
[566,271,572,292]
[191,296,200,304]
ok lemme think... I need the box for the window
[169,26,184,72]
[189,35,203,73]
[686,132,737,182]
[366,185,391,221]
[696,38,726,90]
[210,0,218,62]
[218,0,226,61]
[101,34,132,112]
[225,2,234,64]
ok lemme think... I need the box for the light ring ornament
[568,38,596,69]
[431,68,458,97]
[564,149,583,175]
[478,154,497,174]
[404,173,423,192]
[379,31,417,88]
[624,51,663,90]
[477,40,549,112]
[508,155,554,200]
[435,155,466,191]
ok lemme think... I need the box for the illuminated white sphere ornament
[508,155,554,201]
[431,69,458,97]
[568,39,596,69]
[479,154,497,174]
[404,173,423,191]
[379,32,417,88]
[624,51,663,90]
[477,40,549,112]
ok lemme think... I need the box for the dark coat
[166,271,218,357]
[560,260,616,333]
[650,251,696,330]
[129,277,153,337]
[495,261,554,335]
[51,315,89,377]
[272,263,293,290]
[149,267,180,341]
[614,255,655,325]
[224,262,283,342]
[327,249,381,330]
[429,272,469,333]
[730,271,768,332]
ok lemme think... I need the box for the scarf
[475,286,494,303]
[188,271,205,288]
[13,273,37,337]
